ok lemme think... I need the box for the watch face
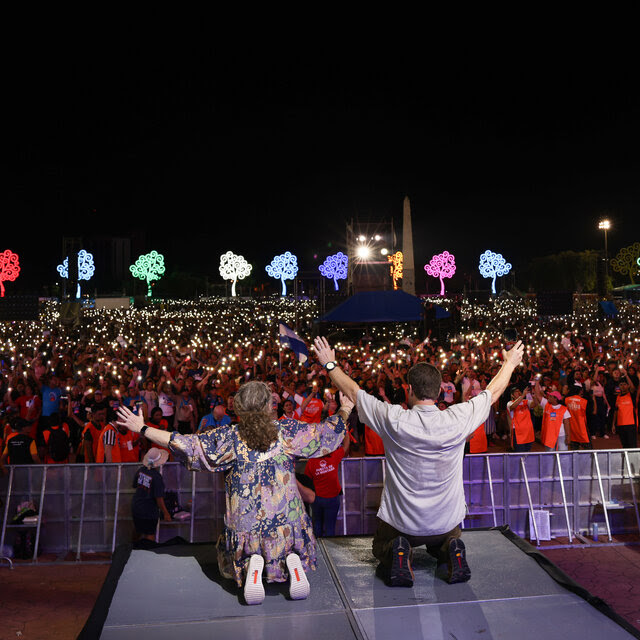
[326,362,336,371]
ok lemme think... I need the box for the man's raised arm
[486,341,525,403]
[313,337,360,404]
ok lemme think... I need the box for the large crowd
[1,296,639,469]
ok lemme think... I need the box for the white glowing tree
[130,250,166,297]
[318,251,348,290]
[219,251,252,296]
[57,250,96,298]
[479,250,512,294]
[424,251,456,296]
[266,251,298,296]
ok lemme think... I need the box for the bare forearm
[328,367,360,404]
[144,426,171,447]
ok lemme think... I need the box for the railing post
[0,466,14,560]
[111,465,122,554]
[520,457,540,546]
[555,452,573,543]
[623,451,640,536]
[340,460,347,536]
[33,466,48,563]
[592,451,612,542]
[486,456,497,527]
[76,465,89,561]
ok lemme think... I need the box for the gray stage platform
[85,530,638,639]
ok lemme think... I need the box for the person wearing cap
[535,388,571,451]
[131,448,172,542]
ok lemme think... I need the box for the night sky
[5,44,640,293]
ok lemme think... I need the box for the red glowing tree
[424,251,456,296]
[0,249,20,297]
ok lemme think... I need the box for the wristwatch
[140,425,149,436]
[325,361,338,372]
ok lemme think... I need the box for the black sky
[5,43,640,292]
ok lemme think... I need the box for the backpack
[48,427,70,462]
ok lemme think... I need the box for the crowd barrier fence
[1,449,640,565]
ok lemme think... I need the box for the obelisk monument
[402,196,415,295]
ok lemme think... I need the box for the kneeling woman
[117,381,352,605]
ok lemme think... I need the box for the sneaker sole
[389,536,414,587]
[448,539,470,584]
[244,554,265,605]
[286,553,310,600]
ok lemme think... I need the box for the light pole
[598,219,611,290]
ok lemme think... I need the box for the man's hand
[313,336,336,367]
[338,391,354,413]
[503,341,524,368]
[116,405,145,433]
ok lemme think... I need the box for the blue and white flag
[279,322,309,364]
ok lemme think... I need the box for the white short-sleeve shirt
[356,388,493,536]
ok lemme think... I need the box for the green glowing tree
[130,250,166,296]
[610,242,640,284]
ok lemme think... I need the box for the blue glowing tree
[479,250,512,294]
[266,251,298,296]
[130,250,166,297]
[319,251,348,290]
[57,250,96,298]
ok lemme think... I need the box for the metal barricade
[1,449,639,562]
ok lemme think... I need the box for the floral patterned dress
[169,414,346,586]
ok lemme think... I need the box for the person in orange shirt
[42,422,71,463]
[299,383,324,423]
[467,421,487,454]
[565,385,593,450]
[81,406,107,463]
[507,385,536,453]
[96,420,141,463]
[613,379,637,449]
[537,390,571,451]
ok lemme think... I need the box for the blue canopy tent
[317,290,449,323]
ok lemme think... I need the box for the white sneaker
[244,554,265,605]
[286,553,310,600]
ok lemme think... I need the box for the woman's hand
[116,405,145,433]
[313,336,336,367]
[339,391,354,413]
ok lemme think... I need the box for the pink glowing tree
[0,250,20,297]
[424,251,456,296]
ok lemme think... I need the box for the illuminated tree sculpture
[387,251,404,290]
[219,251,252,297]
[424,251,456,296]
[479,249,512,294]
[0,249,20,298]
[319,251,348,291]
[57,250,96,298]
[130,250,166,297]
[611,242,640,284]
[266,251,298,296]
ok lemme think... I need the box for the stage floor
[82,529,639,639]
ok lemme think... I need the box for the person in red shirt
[304,432,350,537]
[614,379,637,449]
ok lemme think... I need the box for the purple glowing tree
[424,251,456,295]
[318,251,348,290]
